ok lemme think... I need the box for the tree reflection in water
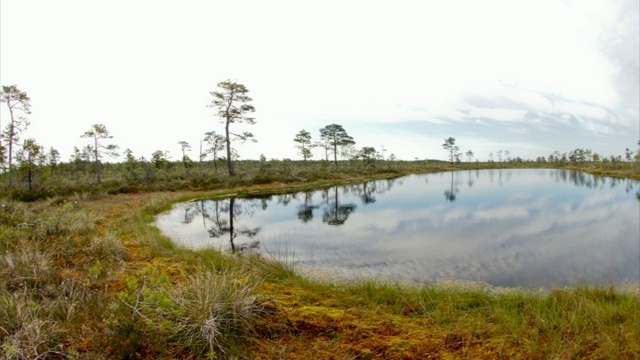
[216,198,261,253]
[181,198,261,253]
[444,171,459,202]
[296,191,318,223]
[551,169,639,192]
[179,178,400,249]
[157,170,640,287]
[294,179,396,224]
[322,187,357,226]
[358,181,377,204]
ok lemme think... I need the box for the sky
[1,0,639,162]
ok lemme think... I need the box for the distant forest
[2,82,639,200]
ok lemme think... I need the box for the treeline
[2,83,639,201]
[3,150,638,202]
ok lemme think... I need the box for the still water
[155,169,640,288]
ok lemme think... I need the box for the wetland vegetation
[1,159,639,359]
[2,82,639,358]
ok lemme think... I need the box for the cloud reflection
[156,169,640,288]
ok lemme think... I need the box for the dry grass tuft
[169,263,269,357]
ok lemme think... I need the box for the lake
[155,169,640,288]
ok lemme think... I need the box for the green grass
[0,163,639,359]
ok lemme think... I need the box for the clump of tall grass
[89,232,127,263]
[169,263,269,357]
[1,242,57,291]
[0,310,67,359]
[0,280,94,360]
[0,196,113,359]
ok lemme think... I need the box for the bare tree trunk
[8,121,14,186]
[27,167,32,191]
[92,136,101,183]
[225,120,235,176]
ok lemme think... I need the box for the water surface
[155,169,640,288]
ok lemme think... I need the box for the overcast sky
[1,0,638,162]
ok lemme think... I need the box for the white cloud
[553,101,609,121]
[473,206,530,221]
[581,121,614,135]
[466,108,528,123]
[0,0,637,162]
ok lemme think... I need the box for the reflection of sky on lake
[155,169,640,288]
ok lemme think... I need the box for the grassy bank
[1,167,639,359]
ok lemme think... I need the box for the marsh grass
[249,262,639,359]
[169,263,269,357]
[0,197,113,360]
[89,232,127,263]
[0,167,638,359]
[339,280,639,358]
[0,294,67,360]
